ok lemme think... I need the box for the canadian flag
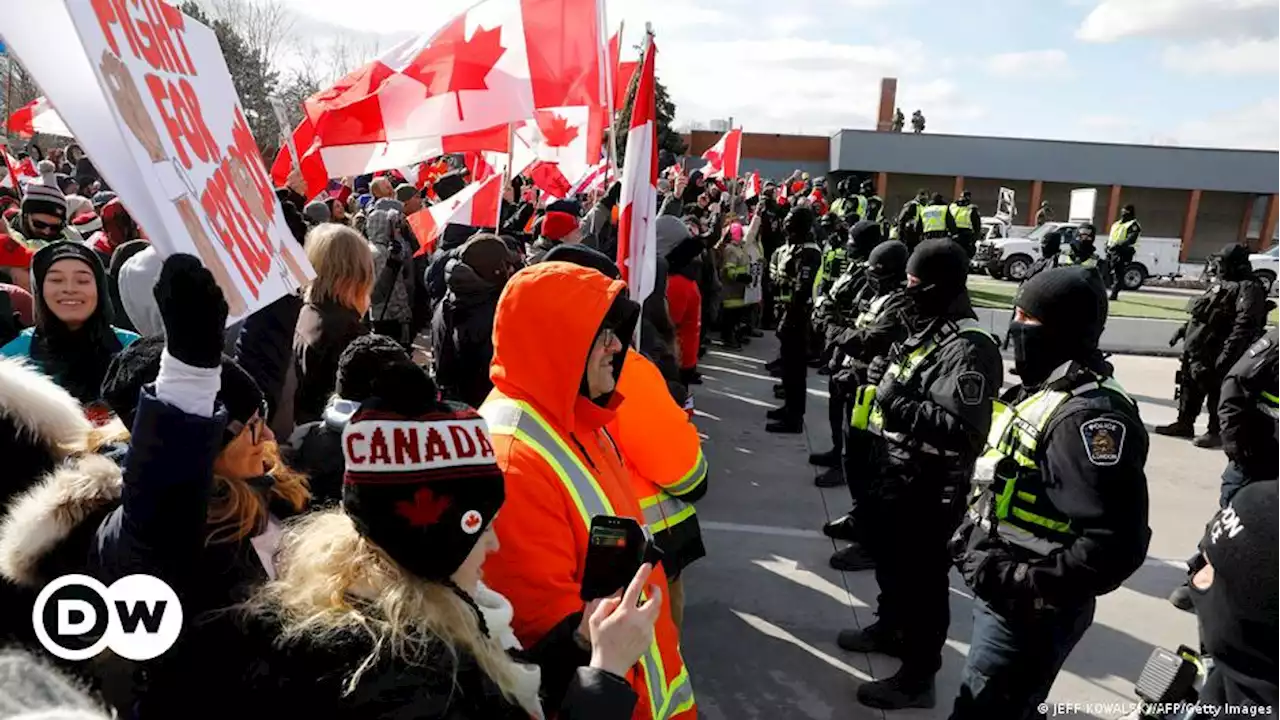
[616,36,658,304]
[568,158,613,196]
[608,30,639,110]
[512,105,605,198]
[701,128,742,181]
[743,171,761,200]
[406,173,504,257]
[272,0,606,199]
[0,148,39,189]
[7,97,73,138]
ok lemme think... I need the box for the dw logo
[32,574,183,661]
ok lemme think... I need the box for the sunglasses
[227,400,271,445]
[29,218,64,233]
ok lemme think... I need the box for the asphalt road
[679,335,1218,720]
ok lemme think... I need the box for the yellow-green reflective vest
[967,374,1133,556]
[1060,254,1098,269]
[864,195,884,224]
[1261,390,1280,423]
[852,320,992,454]
[921,204,949,233]
[950,203,975,230]
[1108,219,1137,248]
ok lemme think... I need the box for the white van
[973,222,1182,290]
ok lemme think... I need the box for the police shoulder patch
[956,371,986,405]
[1080,417,1126,466]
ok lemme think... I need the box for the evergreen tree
[614,36,686,165]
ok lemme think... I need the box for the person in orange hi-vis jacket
[479,262,696,720]
[610,346,708,633]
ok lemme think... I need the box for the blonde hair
[247,510,524,700]
[87,426,309,547]
[304,224,375,313]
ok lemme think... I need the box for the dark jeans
[1177,363,1221,434]
[870,483,966,677]
[950,597,1096,720]
[1220,461,1248,508]
[1108,245,1135,298]
[780,326,809,419]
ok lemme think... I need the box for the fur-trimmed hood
[0,453,122,588]
[0,356,93,454]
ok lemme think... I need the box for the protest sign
[1,1,313,321]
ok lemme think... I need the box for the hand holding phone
[581,515,649,601]
[588,563,661,677]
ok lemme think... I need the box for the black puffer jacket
[1180,277,1268,378]
[431,259,503,408]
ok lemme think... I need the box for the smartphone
[580,515,648,601]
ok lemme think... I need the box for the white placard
[1069,188,1098,224]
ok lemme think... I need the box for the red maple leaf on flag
[404,18,506,120]
[396,487,452,527]
[703,148,722,172]
[536,112,580,148]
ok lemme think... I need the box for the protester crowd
[0,143,1273,720]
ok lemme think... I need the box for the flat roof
[830,129,1278,194]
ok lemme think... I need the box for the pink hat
[729,222,744,242]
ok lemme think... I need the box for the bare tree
[208,0,296,68]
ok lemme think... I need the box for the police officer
[1106,204,1141,301]
[810,213,849,366]
[1218,328,1279,503]
[810,221,887,484]
[766,206,823,434]
[1002,229,1066,350]
[859,179,885,229]
[894,188,930,248]
[949,267,1151,719]
[920,192,957,242]
[1060,223,1100,269]
[1158,244,1268,448]
[949,190,982,259]
[823,239,912,571]
[837,238,1003,709]
[829,178,859,223]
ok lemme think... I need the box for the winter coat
[280,399,356,507]
[167,587,636,720]
[1,326,139,408]
[431,259,502,409]
[366,197,416,334]
[293,301,369,425]
[582,201,616,257]
[666,273,701,371]
[0,390,299,716]
[717,240,751,307]
[1180,277,1268,380]
[478,263,695,720]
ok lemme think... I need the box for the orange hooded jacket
[480,262,695,720]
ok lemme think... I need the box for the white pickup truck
[972,221,1183,290]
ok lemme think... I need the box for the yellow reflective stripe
[637,647,665,719]
[1012,506,1072,533]
[1016,490,1037,503]
[1262,390,1279,406]
[659,666,694,718]
[665,451,708,496]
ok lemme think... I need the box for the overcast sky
[271,0,1279,150]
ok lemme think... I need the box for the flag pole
[497,122,514,229]
[603,18,622,180]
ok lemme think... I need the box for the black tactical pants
[1177,363,1222,434]
[779,325,809,420]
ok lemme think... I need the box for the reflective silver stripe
[641,495,694,531]
[479,399,614,520]
[882,431,960,457]
[665,451,708,496]
[639,649,666,719]
[663,670,695,717]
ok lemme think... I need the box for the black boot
[815,467,844,487]
[808,449,840,467]
[766,418,804,434]
[822,513,858,541]
[766,406,789,421]
[748,328,764,338]
[836,621,901,656]
[856,668,936,710]
[1192,432,1222,449]
[830,543,875,571]
[1155,421,1195,438]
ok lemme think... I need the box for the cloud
[1076,0,1277,42]
[1173,97,1279,150]
[1162,38,1280,75]
[983,49,1071,78]
[1080,115,1137,130]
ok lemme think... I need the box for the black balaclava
[929,192,945,206]
[1075,223,1097,258]
[1218,244,1253,282]
[915,189,929,204]
[866,240,908,295]
[30,241,122,404]
[1007,267,1108,386]
[1191,481,1278,684]
[784,206,814,245]
[1120,204,1135,221]
[860,180,874,196]
[847,220,882,261]
[1041,229,1063,259]
[904,237,969,319]
[957,191,971,206]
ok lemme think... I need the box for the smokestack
[877,78,897,131]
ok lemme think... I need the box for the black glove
[866,355,890,385]
[876,374,909,414]
[1169,326,1185,347]
[155,254,229,369]
[959,540,1023,609]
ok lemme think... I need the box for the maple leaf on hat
[396,487,452,527]
[536,111,579,148]
[404,17,507,121]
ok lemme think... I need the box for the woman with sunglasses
[0,242,139,414]
[0,256,310,715]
